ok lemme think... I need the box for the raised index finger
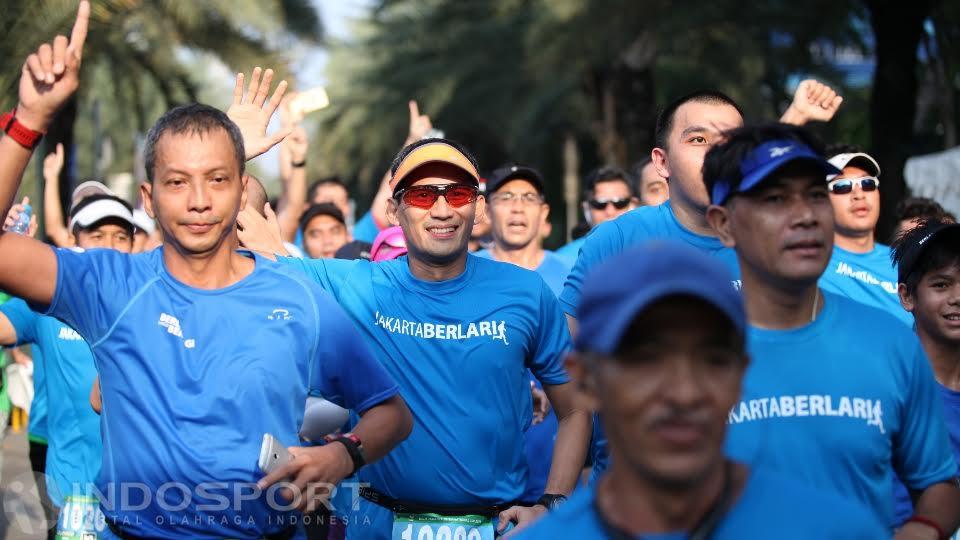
[68,1,90,60]
[408,100,420,122]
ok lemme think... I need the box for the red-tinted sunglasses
[394,184,479,209]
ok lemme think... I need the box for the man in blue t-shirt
[555,166,640,263]
[473,163,570,503]
[517,242,885,539]
[0,22,411,539]
[890,220,960,538]
[1,187,136,538]
[703,123,960,535]
[561,81,844,327]
[245,138,592,539]
[818,146,912,326]
[474,163,571,296]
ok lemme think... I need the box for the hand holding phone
[258,433,293,475]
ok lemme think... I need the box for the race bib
[392,513,494,540]
[56,495,105,540]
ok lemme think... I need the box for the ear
[140,182,156,219]
[474,195,487,225]
[651,147,670,180]
[706,204,736,248]
[565,352,600,413]
[385,197,401,227]
[540,202,550,221]
[629,196,640,209]
[898,283,915,313]
[239,174,249,212]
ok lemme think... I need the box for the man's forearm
[276,165,306,242]
[43,172,70,247]
[909,481,960,538]
[543,408,592,496]
[351,394,413,465]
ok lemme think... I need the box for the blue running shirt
[554,237,585,265]
[513,467,887,539]
[45,247,398,539]
[472,250,572,298]
[725,292,957,525]
[0,299,100,507]
[279,254,571,534]
[560,201,740,316]
[819,244,913,327]
[893,383,960,536]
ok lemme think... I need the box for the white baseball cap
[827,152,881,178]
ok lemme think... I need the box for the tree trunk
[866,0,934,241]
[39,96,78,240]
[562,132,580,243]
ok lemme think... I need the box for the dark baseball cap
[576,241,745,354]
[711,139,840,205]
[896,221,960,283]
[299,203,346,234]
[485,164,545,195]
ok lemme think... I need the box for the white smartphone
[258,433,293,475]
[288,87,329,118]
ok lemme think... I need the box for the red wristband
[907,515,946,540]
[0,108,44,150]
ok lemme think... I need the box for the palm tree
[0,0,322,210]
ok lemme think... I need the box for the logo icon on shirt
[268,308,293,321]
[158,313,195,349]
[57,326,83,341]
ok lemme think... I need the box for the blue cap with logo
[575,241,746,354]
[710,139,840,205]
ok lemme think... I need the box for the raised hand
[17,1,90,132]
[226,67,291,161]
[237,203,287,256]
[43,143,65,180]
[781,79,844,125]
[405,100,434,144]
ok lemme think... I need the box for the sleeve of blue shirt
[0,298,39,345]
[894,340,960,489]
[44,248,136,344]
[529,280,572,386]
[308,288,399,415]
[278,256,357,299]
[559,220,626,317]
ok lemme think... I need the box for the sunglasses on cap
[828,176,879,195]
[588,197,632,210]
[394,184,480,209]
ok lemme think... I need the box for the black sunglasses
[587,197,631,210]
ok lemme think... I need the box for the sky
[249,0,369,183]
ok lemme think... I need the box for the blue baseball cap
[575,241,745,354]
[710,139,840,205]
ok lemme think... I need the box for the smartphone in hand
[258,433,293,475]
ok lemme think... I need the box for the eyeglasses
[588,197,632,210]
[490,192,544,205]
[827,177,879,195]
[394,184,479,209]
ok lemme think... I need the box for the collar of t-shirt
[158,249,264,295]
[385,254,476,296]
[660,200,726,251]
[748,290,838,345]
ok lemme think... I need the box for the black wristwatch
[328,433,366,475]
[537,493,567,511]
